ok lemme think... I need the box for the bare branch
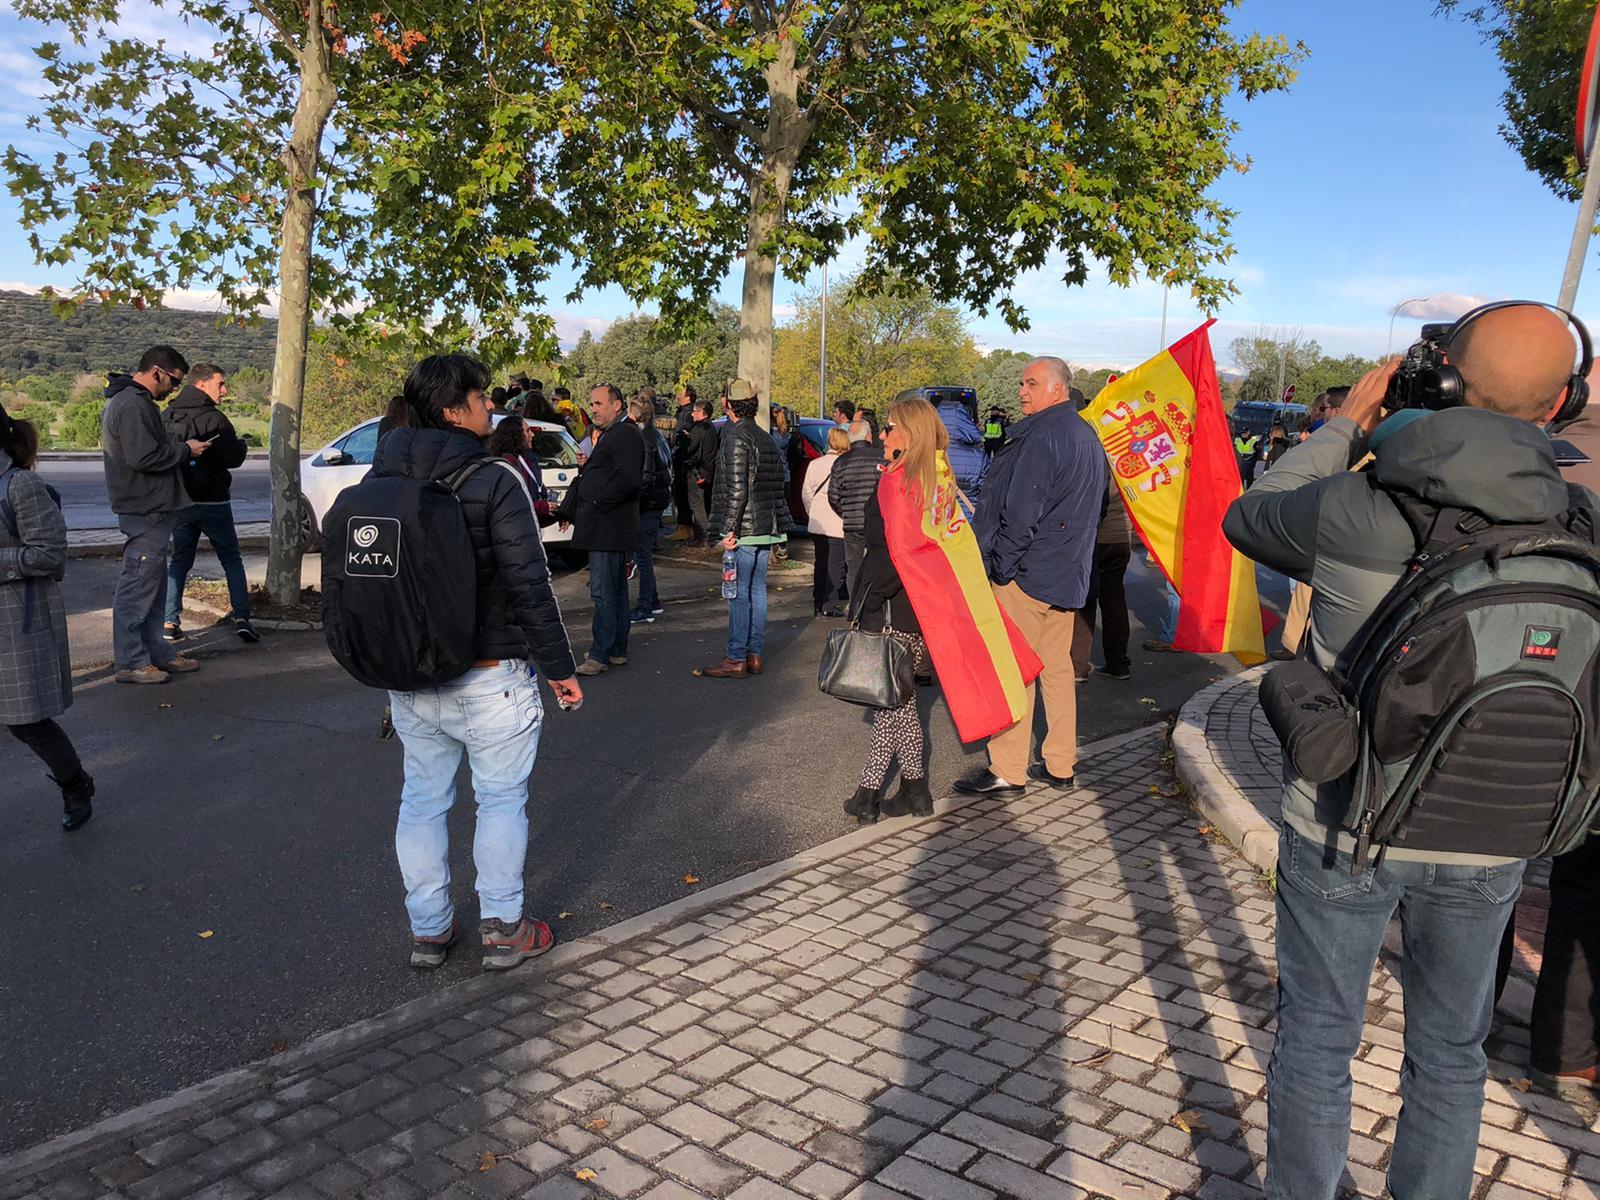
[248,0,304,58]
[802,2,859,72]
[694,107,756,182]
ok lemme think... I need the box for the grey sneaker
[410,919,460,969]
[574,658,608,677]
[480,917,555,971]
[607,655,628,666]
[115,665,170,685]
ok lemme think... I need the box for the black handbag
[818,588,916,709]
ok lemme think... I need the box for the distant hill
[0,289,278,377]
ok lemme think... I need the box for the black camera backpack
[1335,481,1600,869]
[322,458,498,690]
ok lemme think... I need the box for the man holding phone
[162,363,258,644]
[101,345,210,684]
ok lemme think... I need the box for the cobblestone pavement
[3,727,1592,1200]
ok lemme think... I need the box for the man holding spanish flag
[954,357,1108,796]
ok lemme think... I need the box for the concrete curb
[181,591,318,632]
[68,535,270,560]
[0,721,1166,1186]
[1171,667,1279,873]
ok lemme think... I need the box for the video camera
[1384,323,1455,412]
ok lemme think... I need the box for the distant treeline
[0,289,278,377]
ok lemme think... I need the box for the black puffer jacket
[685,420,719,486]
[710,418,786,541]
[827,440,882,535]
[640,423,672,513]
[371,427,576,680]
[163,385,248,503]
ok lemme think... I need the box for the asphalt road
[34,458,274,530]
[0,550,1285,1155]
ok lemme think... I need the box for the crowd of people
[9,302,1600,1198]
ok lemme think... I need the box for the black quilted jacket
[371,427,577,680]
[827,440,883,535]
[710,418,787,541]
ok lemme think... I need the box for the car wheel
[298,494,322,553]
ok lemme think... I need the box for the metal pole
[1275,342,1285,403]
[819,261,828,419]
[1159,285,1169,352]
[1560,148,1600,311]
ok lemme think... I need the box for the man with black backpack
[322,354,581,972]
[1224,302,1600,1200]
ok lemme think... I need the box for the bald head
[1451,305,1576,424]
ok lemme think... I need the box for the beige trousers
[1282,581,1311,655]
[987,581,1078,783]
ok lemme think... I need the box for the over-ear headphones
[1412,300,1591,424]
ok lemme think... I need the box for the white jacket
[802,452,845,538]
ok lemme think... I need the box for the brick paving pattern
[3,730,1591,1200]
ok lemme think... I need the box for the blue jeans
[635,511,662,611]
[389,661,544,936]
[727,545,770,659]
[1268,825,1525,1200]
[587,550,630,662]
[113,511,176,671]
[1160,580,1180,643]
[165,503,251,625]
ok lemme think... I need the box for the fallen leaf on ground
[1197,825,1217,836]
[585,1117,609,1131]
[1022,972,1043,984]
[211,734,224,741]
[478,1151,498,1171]
[270,1039,288,1054]
[198,930,215,939]
[1139,697,1159,707]
[574,1167,598,1181]
[691,669,703,677]
[598,902,613,910]
[558,911,573,919]
[1172,1109,1206,1134]
[683,874,700,885]
[1511,1077,1533,1092]
[1077,1050,1113,1068]
[158,703,173,709]
[129,883,146,894]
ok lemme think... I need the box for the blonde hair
[827,425,850,454]
[628,395,654,423]
[773,407,792,434]
[884,396,950,520]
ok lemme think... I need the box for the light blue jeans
[389,661,544,936]
[727,544,771,660]
[1160,580,1180,643]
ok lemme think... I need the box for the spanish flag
[1082,321,1267,665]
[878,457,1044,742]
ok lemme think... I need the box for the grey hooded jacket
[1224,408,1591,865]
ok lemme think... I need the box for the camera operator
[1223,302,1593,1199]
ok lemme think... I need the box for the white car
[298,414,581,551]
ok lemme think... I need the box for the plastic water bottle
[721,548,738,600]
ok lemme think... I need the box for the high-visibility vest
[984,420,1004,439]
[1234,434,1259,456]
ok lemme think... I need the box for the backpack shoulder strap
[1565,482,1598,545]
[441,457,495,493]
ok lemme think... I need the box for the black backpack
[1333,482,1600,869]
[322,458,496,690]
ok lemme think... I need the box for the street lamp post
[1387,297,1428,357]
[819,261,828,420]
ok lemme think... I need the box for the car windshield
[531,430,579,467]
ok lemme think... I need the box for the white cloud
[1389,291,1495,321]
[551,312,613,344]
[772,303,797,319]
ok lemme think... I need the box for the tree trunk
[265,5,337,606]
[736,38,809,430]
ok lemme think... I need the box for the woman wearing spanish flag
[845,396,1042,825]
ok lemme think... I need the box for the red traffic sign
[1577,2,1600,168]
[1282,384,1296,403]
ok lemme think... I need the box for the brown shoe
[162,655,200,674]
[702,657,748,678]
[115,665,170,685]
[745,654,764,675]
[666,526,694,542]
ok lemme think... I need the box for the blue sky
[1,0,1596,371]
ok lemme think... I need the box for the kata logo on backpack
[345,517,400,577]
[1522,625,1562,660]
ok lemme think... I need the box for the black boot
[53,771,95,832]
[880,776,933,818]
[843,784,883,825]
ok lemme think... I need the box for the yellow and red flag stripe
[1082,321,1267,665]
[878,457,1043,742]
